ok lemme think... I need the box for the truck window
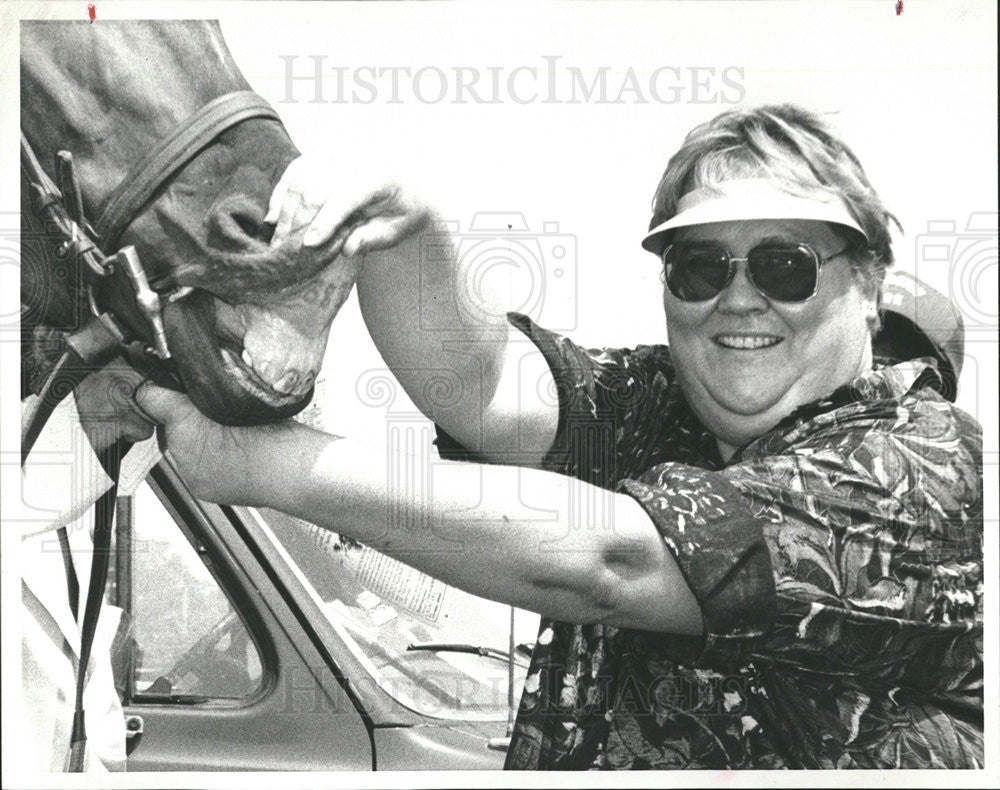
[111,482,264,703]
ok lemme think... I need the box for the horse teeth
[274,371,299,394]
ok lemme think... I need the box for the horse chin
[163,292,311,425]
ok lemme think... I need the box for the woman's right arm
[133,383,705,636]
[267,157,558,465]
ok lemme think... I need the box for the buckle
[110,246,172,360]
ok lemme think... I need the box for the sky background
[212,1,998,433]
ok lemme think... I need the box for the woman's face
[663,219,876,458]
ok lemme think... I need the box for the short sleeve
[618,464,777,663]
[436,314,776,661]
[436,312,721,482]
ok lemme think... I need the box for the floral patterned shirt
[437,313,983,770]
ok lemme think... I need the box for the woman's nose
[716,260,769,313]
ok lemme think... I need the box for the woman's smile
[711,333,784,350]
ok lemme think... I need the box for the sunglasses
[662,241,851,303]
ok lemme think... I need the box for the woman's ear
[864,289,882,336]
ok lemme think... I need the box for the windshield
[254,506,538,721]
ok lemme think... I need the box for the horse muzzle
[162,291,314,425]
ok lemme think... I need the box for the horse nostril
[231,209,259,240]
[208,194,271,250]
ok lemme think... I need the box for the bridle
[20,89,281,460]
[20,89,282,772]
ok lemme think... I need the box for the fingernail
[241,349,254,369]
[303,229,320,247]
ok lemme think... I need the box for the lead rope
[67,438,131,772]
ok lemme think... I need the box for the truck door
[110,461,372,771]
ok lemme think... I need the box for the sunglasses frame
[661,241,852,304]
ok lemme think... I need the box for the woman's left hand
[264,155,431,255]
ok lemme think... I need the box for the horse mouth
[211,296,309,409]
[217,343,305,409]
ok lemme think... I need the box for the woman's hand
[134,383,303,505]
[265,155,432,255]
[73,360,156,453]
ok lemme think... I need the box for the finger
[123,413,156,443]
[134,381,192,424]
[302,195,362,248]
[273,188,339,249]
[270,190,305,247]
[128,386,161,427]
[286,198,330,242]
[264,156,304,224]
[301,186,390,248]
[303,184,401,247]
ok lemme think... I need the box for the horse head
[21,20,354,424]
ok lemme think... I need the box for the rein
[21,89,281,772]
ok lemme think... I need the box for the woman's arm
[136,384,703,635]
[266,157,559,465]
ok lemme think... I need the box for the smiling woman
[661,217,876,457]
[136,103,984,771]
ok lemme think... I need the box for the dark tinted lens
[665,245,732,301]
[747,246,818,301]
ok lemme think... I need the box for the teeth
[715,335,781,350]
[273,370,300,394]
[219,348,299,407]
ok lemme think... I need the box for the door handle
[487,736,510,752]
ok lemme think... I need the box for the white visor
[641,178,869,255]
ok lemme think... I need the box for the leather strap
[94,91,280,250]
[68,439,129,772]
[57,526,80,619]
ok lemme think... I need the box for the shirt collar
[730,357,945,463]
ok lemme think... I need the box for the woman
[136,105,983,769]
